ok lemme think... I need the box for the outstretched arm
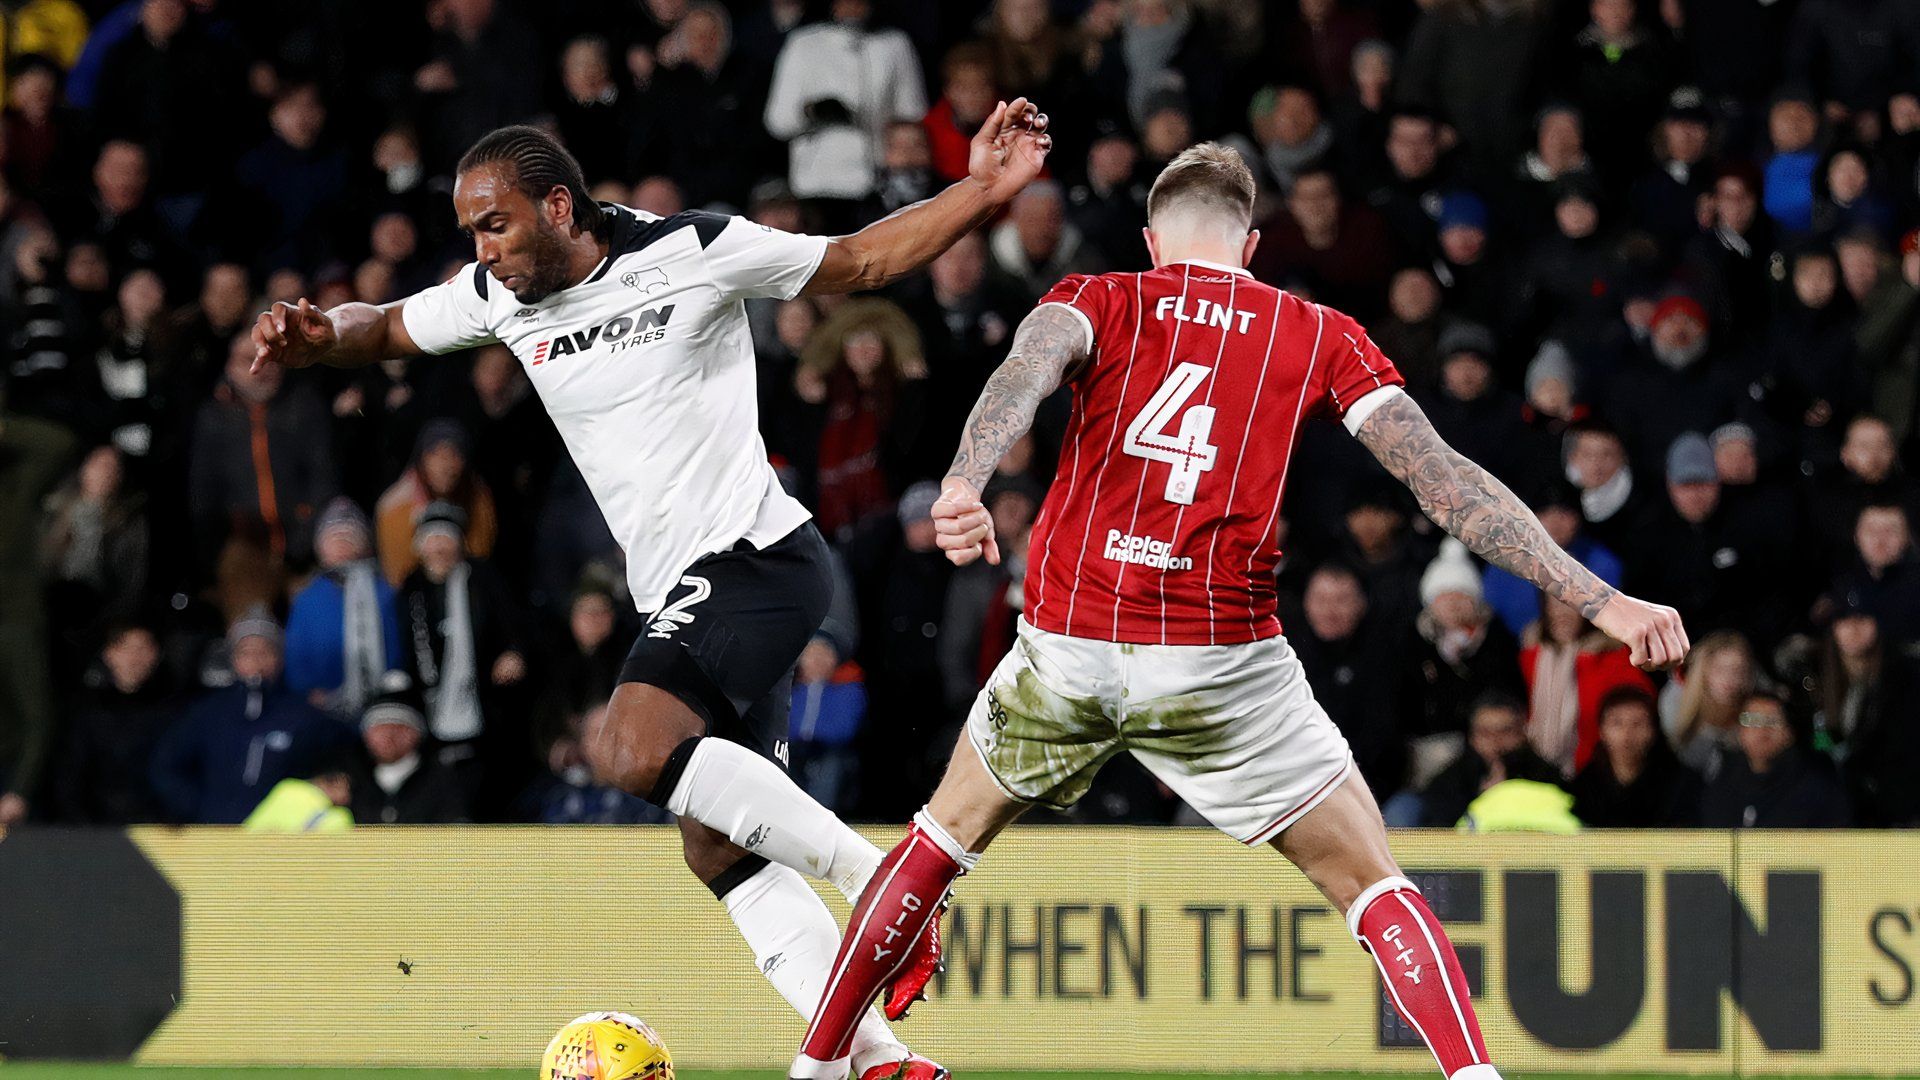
[251,297,425,373]
[935,303,1090,565]
[804,97,1052,295]
[1353,390,1689,670]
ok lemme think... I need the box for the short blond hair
[1147,142,1256,229]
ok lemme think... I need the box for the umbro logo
[621,266,669,294]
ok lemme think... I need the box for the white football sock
[723,862,906,1076]
[667,737,881,900]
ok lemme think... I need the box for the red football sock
[792,814,968,1076]
[1351,876,1493,1079]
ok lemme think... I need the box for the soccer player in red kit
[788,144,1690,1080]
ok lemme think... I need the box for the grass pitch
[0,1060,1789,1068]
[0,1070,1802,1080]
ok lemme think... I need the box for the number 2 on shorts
[1123,361,1218,505]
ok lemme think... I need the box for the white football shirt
[401,205,824,612]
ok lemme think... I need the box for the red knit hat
[1651,294,1708,331]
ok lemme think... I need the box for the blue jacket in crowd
[1484,536,1625,638]
[283,572,405,700]
[149,681,354,824]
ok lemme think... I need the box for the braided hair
[457,125,608,239]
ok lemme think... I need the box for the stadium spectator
[1240,85,1336,197]
[535,582,626,752]
[762,0,926,212]
[1513,105,1593,227]
[50,621,177,823]
[1395,0,1545,184]
[89,0,245,201]
[987,180,1100,300]
[1418,692,1562,828]
[1365,109,1449,262]
[1419,321,1530,487]
[1685,162,1778,348]
[149,608,355,824]
[1634,433,1800,647]
[1399,540,1527,741]
[1762,90,1822,236]
[1336,480,1426,632]
[187,331,339,577]
[653,3,772,209]
[924,43,998,185]
[1605,293,1745,475]
[93,268,182,471]
[792,544,867,812]
[1856,233,1920,452]
[284,497,403,720]
[1520,595,1654,777]
[1288,561,1403,800]
[412,0,543,170]
[39,444,149,679]
[1831,501,1920,648]
[1809,417,1920,567]
[1661,629,1757,770]
[1630,88,1715,256]
[1066,129,1150,268]
[2,53,82,200]
[349,689,469,824]
[1698,689,1854,828]
[375,418,497,585]
[0,405,74,826]
[1557,0,1672,187]
[847,481,952,816]
[1815,595,1920,826]
[398,500,528,818]
[552,36,635,187]
[1249,165,1392,317]
[1429,189,1509,331]
[1568,685,1700,827]
[1759,244,1865,468]
[234,83,352,273]
[1368,267,1446,391]
[790,298,928,539]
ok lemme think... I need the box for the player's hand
[933,476,999,567]
[968,96,1052,205]
[251,298,337,374]
[1591,592,1690,672]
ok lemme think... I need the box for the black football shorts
[619,521,833,770]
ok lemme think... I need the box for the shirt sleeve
[1034,273,1107,356]
[399,265,498,355]
[1311,305,1406,431]
[702,214,830,301]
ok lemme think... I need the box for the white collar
[1173,258,1251,277]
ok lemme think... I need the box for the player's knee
[584,685,706,795]
[581,708,666,795]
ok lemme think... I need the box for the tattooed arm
[934,303,1091,566]
[1353,389,1691,670]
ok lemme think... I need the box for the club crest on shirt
[622,266,670,294]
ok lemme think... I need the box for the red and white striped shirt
[1024,260,1404,645]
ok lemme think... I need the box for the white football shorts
[965,617,1355,845]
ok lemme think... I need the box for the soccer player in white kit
[248,105,1053,1080]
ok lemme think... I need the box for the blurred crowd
[1,0,1918,833]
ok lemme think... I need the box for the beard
[1651,334,1707,371]
[510,221,579,303]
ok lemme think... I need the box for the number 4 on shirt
[1123,362,1218,505]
